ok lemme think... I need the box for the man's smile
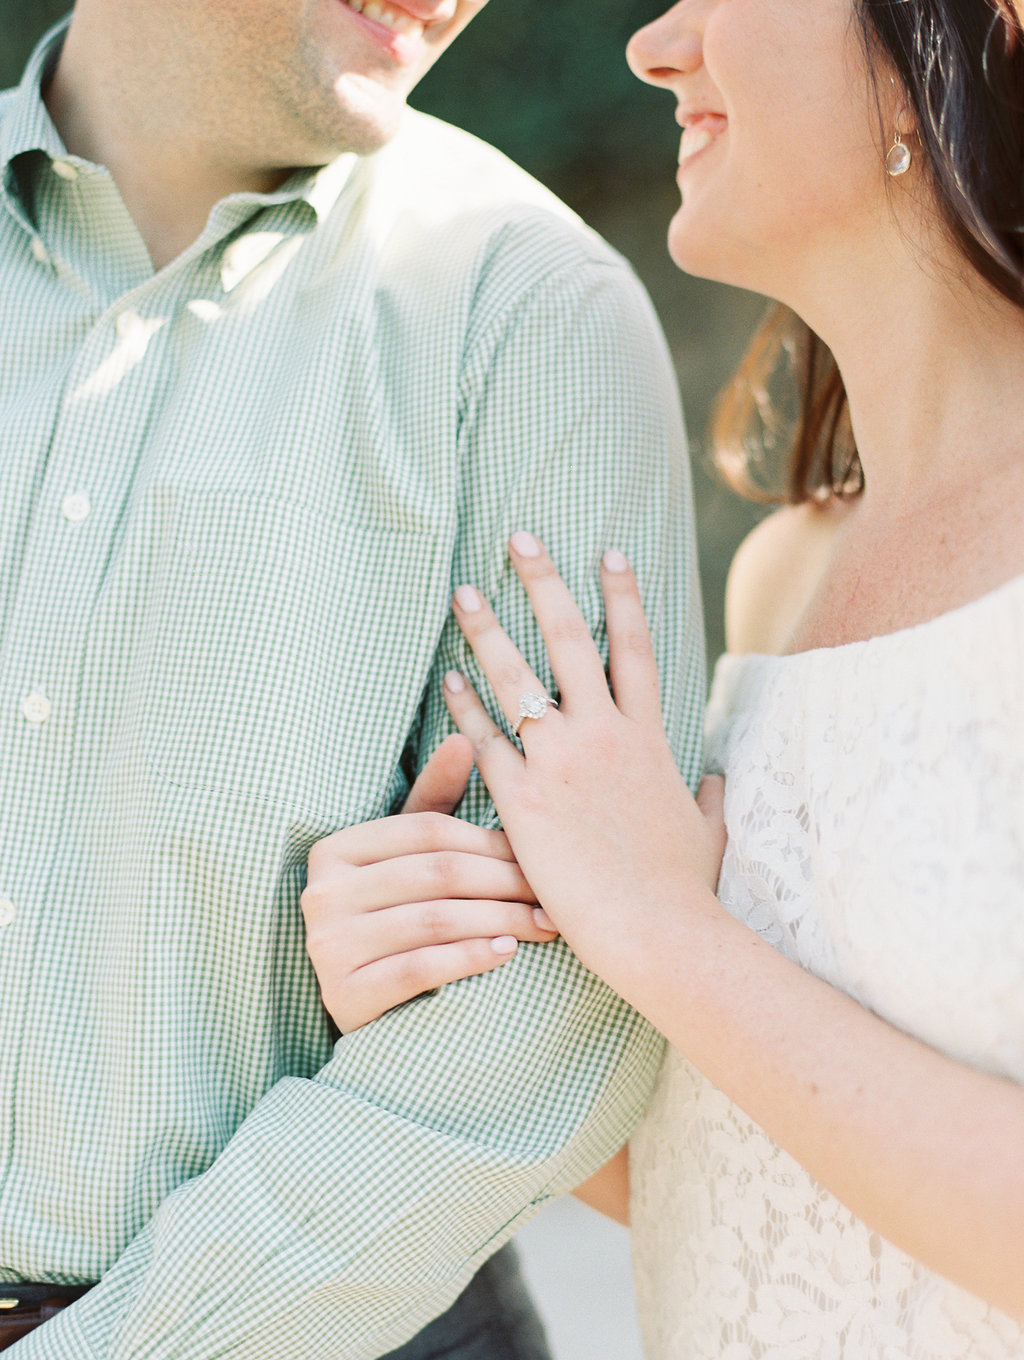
[339,0,426,39]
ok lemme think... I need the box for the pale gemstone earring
[886,129,912,177]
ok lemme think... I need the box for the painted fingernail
[444,670,467,693]
[510,530,541,558]
[491,936,518,956]
[454,584,483,612]
[533,907,556,932]
[603,549,629,573]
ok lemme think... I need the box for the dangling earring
[886,129,912,177]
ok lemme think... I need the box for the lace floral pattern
[631,576,1024,1359]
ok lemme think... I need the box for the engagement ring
[512,691,558,737]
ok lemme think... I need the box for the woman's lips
[678,113,728,166]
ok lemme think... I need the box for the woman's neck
[798,232,1024,511]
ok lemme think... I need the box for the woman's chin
[666,207,767,294]
[667,210,731,284]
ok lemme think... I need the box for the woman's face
[627,0,899,301]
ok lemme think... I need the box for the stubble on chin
[277,54,412,162]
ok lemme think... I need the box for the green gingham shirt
[0,24,705,1359]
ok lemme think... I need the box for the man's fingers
[401,734,475,815]
[331,937,524,1034]
[309,896,559,1032]
[696,773,726,822]
[342,850,537,913]
[317,897,558,968]
[696,774,728,875]
[310,811,517,874]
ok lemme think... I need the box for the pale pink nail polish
[533,907,556,932]
[444,670,466,693]
[454,584,482,612]
[603,548,629,573]
[510,530,541,558]
[491,936,518,956]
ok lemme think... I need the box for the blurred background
[3,5,770,1355]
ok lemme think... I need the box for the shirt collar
[1,17,359,231]
[0,19,71,179]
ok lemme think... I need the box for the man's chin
[323,72,409,156]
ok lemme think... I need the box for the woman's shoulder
[724,498,852,656]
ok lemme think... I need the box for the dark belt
[0,1284,93,1351]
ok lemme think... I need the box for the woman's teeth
[679,125,717,162]
[343,0,424,37]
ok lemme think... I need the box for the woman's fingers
[443,670,525,787]
[505,531,610,697]
[452,581,563,740]
[600,549,664,724]
[453,535,656,738]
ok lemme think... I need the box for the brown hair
[713,0,1024,505]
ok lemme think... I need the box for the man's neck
[43,8,291,270]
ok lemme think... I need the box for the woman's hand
[302,735,558,1033]
[443,532,726,982]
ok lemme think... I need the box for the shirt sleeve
[14,245,705,1360]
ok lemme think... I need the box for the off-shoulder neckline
[718,564,1024,670]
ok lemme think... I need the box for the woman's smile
[677,113,727,172]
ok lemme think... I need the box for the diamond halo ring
[512,691,559,738]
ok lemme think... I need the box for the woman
[303,0,1024,1353]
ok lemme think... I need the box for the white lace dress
[630,574,1024,1359]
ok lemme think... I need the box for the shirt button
[115,309,142,339]
[0,899,15,929]
[21,693,52,725]
[30,237,50,266]
[51,158,79,181]
[61,491,92,524]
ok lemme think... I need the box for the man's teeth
[344,0,423,36]
[679,125,716,162]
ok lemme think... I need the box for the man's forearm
[13,945,662,1359]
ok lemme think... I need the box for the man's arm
[15,240,704,1360]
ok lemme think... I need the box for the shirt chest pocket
[131,489,446,819]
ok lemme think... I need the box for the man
[0,0,705,1354]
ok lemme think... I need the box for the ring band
[512,691,559,737]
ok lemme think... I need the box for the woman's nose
[626,1,707,89]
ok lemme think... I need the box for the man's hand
[302,736,557,1033]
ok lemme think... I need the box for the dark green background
[2,3,765,660]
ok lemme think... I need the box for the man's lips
[339,0,423,38]
[337,0,456,42]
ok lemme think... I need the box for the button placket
[21,693,52,726]
[61,491,92,524]
[2,266,182,804]
[115,308,142,340]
